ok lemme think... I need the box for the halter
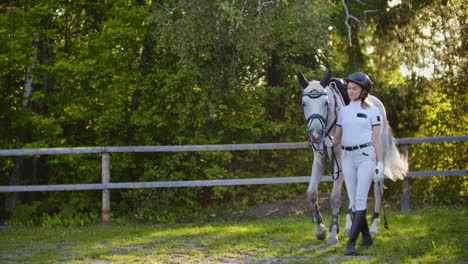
[302,86,342,180]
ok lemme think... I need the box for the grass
[0,206,466,264]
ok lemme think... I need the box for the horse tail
[368,96,408,181]
[382,124,408,181]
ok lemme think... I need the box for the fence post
[102,153,111,225]
[401,145,410,213]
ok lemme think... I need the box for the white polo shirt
[337,101,381,147]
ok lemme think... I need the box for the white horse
[298,70,408,246]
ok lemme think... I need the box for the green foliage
[4,201,41,226]
[4,200,99,226]
[37,212,100,227]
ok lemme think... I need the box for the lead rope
[378,181,389,229]
[326,135,341,181]
[330,145,341,180]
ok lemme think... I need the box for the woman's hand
[325,136,334,147]
[374,162,384,182]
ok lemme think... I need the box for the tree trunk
[5,36,39,212]
[22,37,39,108]
[5,154,23,212]
[127,0,159,143]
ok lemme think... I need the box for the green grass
[0,206,466,264]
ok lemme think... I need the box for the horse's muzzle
[309,129,324,143]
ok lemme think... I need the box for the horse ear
[320,69,332,88]
[297,70,309,89]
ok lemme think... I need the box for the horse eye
[302,102,306,107]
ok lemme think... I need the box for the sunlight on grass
[0,207,466,263]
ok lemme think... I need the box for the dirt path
[249,193,349,218]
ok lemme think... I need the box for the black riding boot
[345,210,366,255]
[359,210,373,249]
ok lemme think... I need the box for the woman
[326,72,384,255]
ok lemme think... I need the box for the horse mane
[330,78,350,105]
[325,80,346,133]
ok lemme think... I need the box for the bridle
[302,85,342,180]
[302,89,334,148]
[303,89,329,136]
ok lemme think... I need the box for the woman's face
[347,82,363,102]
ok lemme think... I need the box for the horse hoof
[316,232,327,240]
[370,219,379,236]
[344,229,350,237]
[327,236,339,246]
[315,224,327,240]
[370,224,379,236]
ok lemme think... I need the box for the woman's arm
[333,126,343,147]
[372,125,383,162]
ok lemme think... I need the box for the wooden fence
[1,136,467,224]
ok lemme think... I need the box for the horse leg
[344,207,354,237]
[307,191,327,240]
[307,157,327,240]
[327,175,343,246]
[370,180,383,235]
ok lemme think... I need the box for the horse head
[298,70,332,143]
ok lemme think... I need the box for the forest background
[0,0,466,226]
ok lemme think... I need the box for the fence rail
[1,136,465,156]
[1,170,467,193]
[1,136,467,224]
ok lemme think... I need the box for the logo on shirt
[357,113,367,118]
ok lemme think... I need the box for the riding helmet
[345,72,372,92]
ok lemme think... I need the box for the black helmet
[345,72,372,92]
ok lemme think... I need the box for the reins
[328,82,343,180]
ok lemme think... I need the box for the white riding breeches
[342,145,376,211]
